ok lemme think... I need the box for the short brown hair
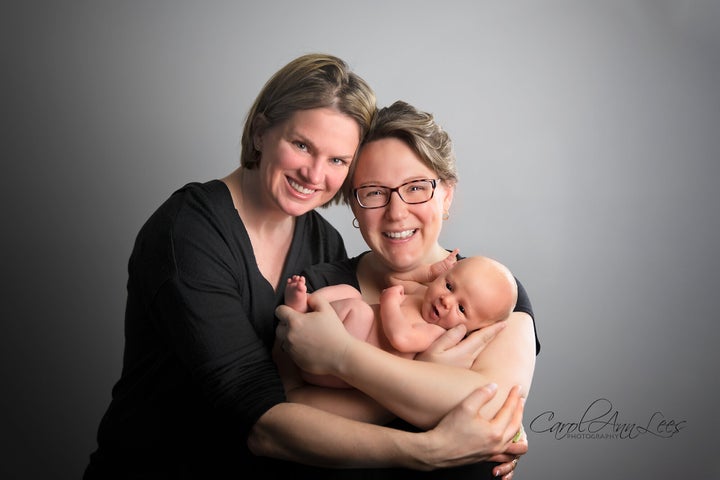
[343,100,457,203]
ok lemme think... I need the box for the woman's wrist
[381,427,436,471]
[332,335,366,380]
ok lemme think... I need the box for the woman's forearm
[335,313,536,429]
[248,402,424,469]
[248,383,523,470]
[335,338,482,428]
[286,384,395,425]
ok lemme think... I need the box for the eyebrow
[356,176,433,188]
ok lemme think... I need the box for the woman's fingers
[416,321,507,368]
[413,324,467,366]
[430,324,467,351]
[275,299,350,375]
[463,321,506,357]
[490,385,524,441]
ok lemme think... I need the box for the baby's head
[421,256,518,331]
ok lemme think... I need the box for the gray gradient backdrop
[4,1,719,478]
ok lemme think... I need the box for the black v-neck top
[87,180,347,477]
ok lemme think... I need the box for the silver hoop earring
[352,217,360,229]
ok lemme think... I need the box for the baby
[284,254,518,388]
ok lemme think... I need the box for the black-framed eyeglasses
[353,179,440,209]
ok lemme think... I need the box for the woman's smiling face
[351,137,454,273]
[256,107,360,217]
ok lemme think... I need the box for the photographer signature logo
[529,398,687,440]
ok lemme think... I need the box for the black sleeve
[301,255,362,293]
[138,188,285,439]
[514,277,540,355]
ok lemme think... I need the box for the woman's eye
[330,158,347,166]
[294,141,308,151]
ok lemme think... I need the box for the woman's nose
[302,158,324,185]
[384,191,408,220]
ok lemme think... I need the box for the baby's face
[420,261,490,331]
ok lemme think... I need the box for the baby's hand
[380,284,404,302]
[428,248,459,279]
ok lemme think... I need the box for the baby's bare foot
[284,275,309,312]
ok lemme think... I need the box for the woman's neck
[222,167,294,231]
[357,245,450,304]
[222,167,295,290]
[355,254,387,304]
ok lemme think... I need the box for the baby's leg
[338,299,416,360]
[313,283,364,303]
[284,275,309,313]
[332,298,377,345]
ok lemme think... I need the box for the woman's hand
[418,383,525,469]
[415,321,507,369]
[488,428,527,479]
[275,295,355,376]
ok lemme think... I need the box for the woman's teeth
[289,179,315,195]
[384,229,415,239]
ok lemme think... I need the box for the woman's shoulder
[145,179,228,215]
[171,179,233,210]
[135,179,239,253]
[512,276,540,355]
[146,180,233,223]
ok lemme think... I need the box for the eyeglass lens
[355,179,437,208]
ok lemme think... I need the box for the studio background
[3,1,719,478]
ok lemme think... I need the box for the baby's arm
[380,285,445,354]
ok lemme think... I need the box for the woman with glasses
[275,101,540,479]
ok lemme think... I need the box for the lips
[288,177,317,195]
[422,302,441,324]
